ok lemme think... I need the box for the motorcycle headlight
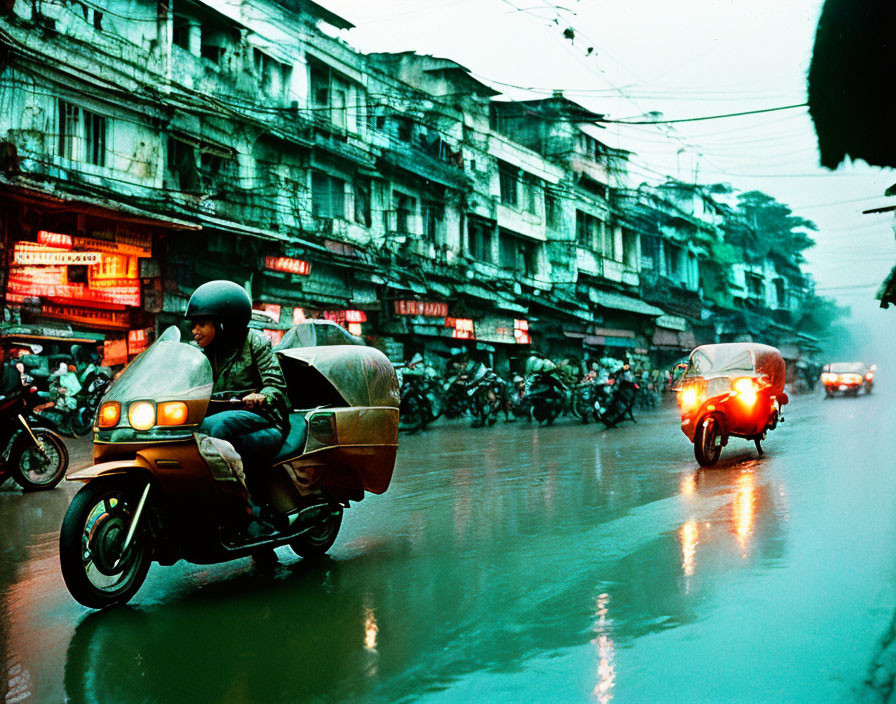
[158,401,188,426]
[128,401,156,430]
[98,401,121,428]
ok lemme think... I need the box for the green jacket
[205,329,289,433]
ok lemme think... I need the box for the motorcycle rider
[185,281,289,532]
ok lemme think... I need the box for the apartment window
[469,220,493,262]
[501,231,538,277]
[396,193,417,234]
[58,101,79,160]
[58,100,106,166]
[424,202,443,244]
[576,210,600,249]
[167,136,199,191]
[601,223,616,260]
[522,176,542,215]
[498,161,518,206]
[545,193,561,229]
[332,88,347,130]
[747,273,764,298]
[173,17,191,50]
[774,278,786,307]
[312,172,346,218]
[641,235,660,271]
[353,181,371,227]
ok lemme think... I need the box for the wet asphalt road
[2,385,895,704]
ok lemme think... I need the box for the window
[641,235,660,271]
[501,231,538,276]
[664,244,680,279]
[774,278,786,307]
[545,193,561,229]
[58,100,106,166]
[312,172,346,218]
[469,220,493,262]
[498,161,518,206]
[173,17,191,50]
[601,222,616,260]
[576,210,601,249]
[167,137,199,192]
[309,61,355,129]
[58,101,79,160]
[353,181,371,227]
[423,202,443,244]
[522,176,542,215]
[396,193,417,234]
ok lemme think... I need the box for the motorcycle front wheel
[59,480,153,609]
[694,415,723,467]
[12,430,68,491]
[290,505,343,559]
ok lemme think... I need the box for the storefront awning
[589,289,665,317]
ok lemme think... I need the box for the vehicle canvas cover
[276,345,399,408]
[275,321,364,349]
[687,342,786,394]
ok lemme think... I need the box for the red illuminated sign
[37,231,73,249]
[292,308,306,325]
[265,256,311,276]
[394,300,449,318]
[514,319,531,344]
[446,317,475,340]
[324,310,367,324]
[255,304,281,323]
[41,303,130,329]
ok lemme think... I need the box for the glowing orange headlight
[821,373,837,384]
[679,386,699,409]
[733,377,758,405]
[158,401,189,426]
[98,402,121,428]
[865,372,874,382]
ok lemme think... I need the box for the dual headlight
[97,401,189,430]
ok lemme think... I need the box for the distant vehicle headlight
[128,401,156,430]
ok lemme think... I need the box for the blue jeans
[199,411,284,488]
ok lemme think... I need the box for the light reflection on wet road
[2,386,895,703]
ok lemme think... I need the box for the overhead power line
[605,103,809,125]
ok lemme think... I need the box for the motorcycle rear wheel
[290,505,343,559]
[12,430,68,491]
[60,480,153,609]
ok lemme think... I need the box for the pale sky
[321,0,896,330]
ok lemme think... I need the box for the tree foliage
[732,191,818,262]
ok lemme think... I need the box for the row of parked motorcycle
[12,344,114,438]
[0,344,113,492]
[397,355,663,433]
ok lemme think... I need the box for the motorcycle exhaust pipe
[280,502,331,530]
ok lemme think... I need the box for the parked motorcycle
[397,366,431,434]
[524,369,568,425]
[595,364,639,428]
[0,383,69,491]
[58,328,399,608]
[467,364,509,428]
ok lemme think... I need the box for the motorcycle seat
[273,412,309,463]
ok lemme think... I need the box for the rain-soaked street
[3,382,896,704]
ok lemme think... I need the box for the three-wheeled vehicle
[58,326,399,609]
[676,343,788,467]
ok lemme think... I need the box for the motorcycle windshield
[103,326,213,406]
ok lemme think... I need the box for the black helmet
[186,280,252,331]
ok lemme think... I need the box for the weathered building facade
[0,0,823,369]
